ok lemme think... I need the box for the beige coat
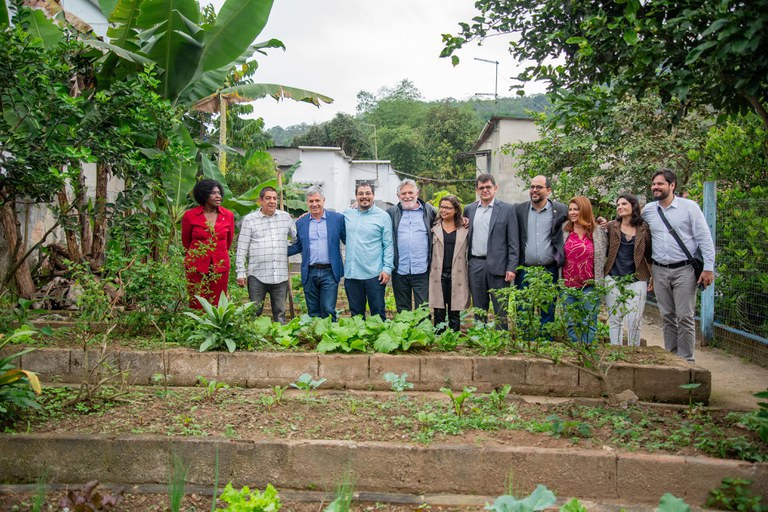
[429,222,470,311]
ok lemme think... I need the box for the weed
[706,478,762,511]
[30,470,48,512]
[486,384,513,410]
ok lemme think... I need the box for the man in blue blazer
[288,186,346,320]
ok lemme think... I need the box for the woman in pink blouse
[562,196,606,343]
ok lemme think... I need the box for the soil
[11,386,765,460]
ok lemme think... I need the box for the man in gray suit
[464,174,519,328]
[514,175,568,326]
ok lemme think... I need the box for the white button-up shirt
[236,209,297,283]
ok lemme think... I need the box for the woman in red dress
[181,179,235,309]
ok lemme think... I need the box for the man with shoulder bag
[641,169,715,363]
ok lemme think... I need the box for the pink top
[563,231,595,289]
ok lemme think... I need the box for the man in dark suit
[288,186,345,321]
[514,175,568,325]
[464,174,519,328]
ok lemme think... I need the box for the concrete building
[469,116,540,204]
[268,146,401,212]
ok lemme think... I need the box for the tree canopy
[441,0,768,128]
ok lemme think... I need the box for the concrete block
[472,356,527,386]
[633,365,692,403]
[319,354,370,388]
[168,351,218,386]
[419,355,474,390]
[218,352,268,387]
[369,355,420,390]
[19,348,71,382]
[119,350,166,385]
[265,353,319,380]
[689,366,712,404]
[70,349,121,383]
[526,360,579,391]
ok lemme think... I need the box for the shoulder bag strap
[657,206,694,261]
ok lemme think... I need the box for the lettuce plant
[219,482,281,511]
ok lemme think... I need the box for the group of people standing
[181,167,714,363]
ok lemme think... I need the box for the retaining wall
[14,347,711,404]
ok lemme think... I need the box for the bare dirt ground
[640,316,768,410]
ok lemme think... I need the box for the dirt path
[641,316,768,410]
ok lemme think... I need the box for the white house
[469,116,540,204]
[268,146,401,212]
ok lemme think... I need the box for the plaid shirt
[236,209,297,284]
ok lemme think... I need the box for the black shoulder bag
[656,206,704,280]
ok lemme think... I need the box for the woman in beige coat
[429,195,470,331]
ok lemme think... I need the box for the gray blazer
[464,199,519,276]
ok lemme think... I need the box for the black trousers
[433,276,461,331]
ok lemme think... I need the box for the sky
[205,0,542,129]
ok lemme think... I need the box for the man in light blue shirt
[642,169,715,363]
[344,182,394,320]
[387,179,436,312]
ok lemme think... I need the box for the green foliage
[657,493,691,512]
[0,328,42,419]
[440,386,476,418]
[442,0,768,128]
[290,373,326,399]
[219,482,281,512]
[706,478,762,512]
[292,113,374,159]
[323,471,355,512]
[486,385,512,411]
[559,498,587,512]
[544,414,592,440]
[184,293,255,352]
[485,484,557,512]
[196,376,230,401]
[272,385,287,405]
[750,390,768,443]
[168,452,189,512]
[384,372,413,394]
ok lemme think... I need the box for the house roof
[471,116,535,152]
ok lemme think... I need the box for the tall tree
[441,0,768,128]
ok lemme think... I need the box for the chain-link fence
[709,195,768,364]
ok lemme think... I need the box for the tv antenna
[474,57,499,102]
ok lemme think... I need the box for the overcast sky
[206,0,542,129]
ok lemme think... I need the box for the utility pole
[474,57,499,102]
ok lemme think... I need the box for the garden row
[12,346,710,404]
[2,434,765,506]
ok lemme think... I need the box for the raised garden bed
[12,346,711,404]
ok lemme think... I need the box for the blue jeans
[305,267,339,321]
[563,285,599,344]
[344,277,386,321]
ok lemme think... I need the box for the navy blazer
[464,199,519,276]
[288,210,346,284]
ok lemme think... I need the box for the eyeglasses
[530,185,546,190]
[439,205,455,210]
[477,185,494,191]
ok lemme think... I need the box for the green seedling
[290,373,326,400]
[440,386,476,417]
[168,452,189,512]
[384,372,413,401]
[324,470,355,512]
[196,375,229,401]
[272,385,287,405]
[657,492,691,512]
[706,478,761,512]
[485,484,556,511]
[487,384,513,410]
[680,382,702,412]
[261,394,276,410]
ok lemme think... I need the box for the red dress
[181,205,235,308]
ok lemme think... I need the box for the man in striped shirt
[236,186,297,324]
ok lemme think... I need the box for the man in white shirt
[236,186,297,324]
[642,169,715,363]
